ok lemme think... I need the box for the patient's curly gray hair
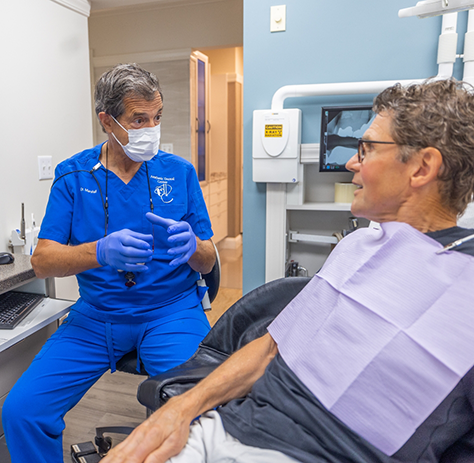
[374,78,474,215]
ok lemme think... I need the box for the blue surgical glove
[146,212,197,267]
[96,229,153,272]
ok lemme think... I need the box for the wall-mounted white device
[252,108,301,183]
[399,0,474,18]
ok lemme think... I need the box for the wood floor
[62,244,242,461]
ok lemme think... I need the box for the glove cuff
[96,238,106,267]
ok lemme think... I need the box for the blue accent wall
[242,0,467,293]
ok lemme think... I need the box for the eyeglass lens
[358,140,364,163]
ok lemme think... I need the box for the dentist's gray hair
[95,63,163,132]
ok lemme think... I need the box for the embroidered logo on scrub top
[80,187,97,194]
[153,177,174,204]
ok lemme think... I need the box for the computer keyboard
[0,291,45,330]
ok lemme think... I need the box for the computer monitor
[319,105,375,172]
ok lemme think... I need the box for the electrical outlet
[38,156,53,180]
[161,143,174,153]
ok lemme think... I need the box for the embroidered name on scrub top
[268,222,474,456]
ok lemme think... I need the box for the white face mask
[111,115,161,162]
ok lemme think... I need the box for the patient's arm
[102,332,278,463]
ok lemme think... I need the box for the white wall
[0,0,93,299]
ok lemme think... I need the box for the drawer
[210,179,227,195]
[210,187,227,206]
[0,323,56,398]
[202,194,210,208]
[203,192,210,207]
[211,211,228,243]
[200,183,210,206]
[210,200,227,217]
[200,182,210,195]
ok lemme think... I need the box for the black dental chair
[137,276,311,412]
[75,276,310,461]
[77,273,474,463]
[136,275,474,463]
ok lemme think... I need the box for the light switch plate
[271,5,286,32]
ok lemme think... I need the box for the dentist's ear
[98,112,115,134]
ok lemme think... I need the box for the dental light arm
[399,0,474,19]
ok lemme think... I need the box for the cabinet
[209,176,228,243]
[0,256,72,462]
[0,322,58,462]
[201,175,228,244]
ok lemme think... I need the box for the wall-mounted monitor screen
[319,105,375,172]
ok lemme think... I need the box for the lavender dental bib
[268,222,474,455]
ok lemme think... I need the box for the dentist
[2,63,216,463]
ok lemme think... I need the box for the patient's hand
[101,396,193,463]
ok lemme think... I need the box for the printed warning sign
[265,124,283,137]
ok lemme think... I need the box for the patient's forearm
[177,332,278,416]
[101,333,279,463]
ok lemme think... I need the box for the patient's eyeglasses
[357,139,397,163]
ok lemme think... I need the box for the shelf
[0,298,72,354]
[289,231,338,245]
[286,202,352,211]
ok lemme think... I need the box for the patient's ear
[410,147,443,189]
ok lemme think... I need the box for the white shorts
[167,410,301,463]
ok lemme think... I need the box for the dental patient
[104,79,474,463]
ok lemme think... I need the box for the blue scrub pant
[2,304,210,463]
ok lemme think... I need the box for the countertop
[0,255,36,294]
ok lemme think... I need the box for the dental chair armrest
[137,348,229,411]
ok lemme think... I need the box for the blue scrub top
[39,143,214,323]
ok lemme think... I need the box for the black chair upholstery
[115,249,221,376]
[440,428,474,463]
[137,276,311,411]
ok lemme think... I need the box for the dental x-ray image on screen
[320,105,375,172]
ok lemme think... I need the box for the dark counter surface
[0,255,36,294]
